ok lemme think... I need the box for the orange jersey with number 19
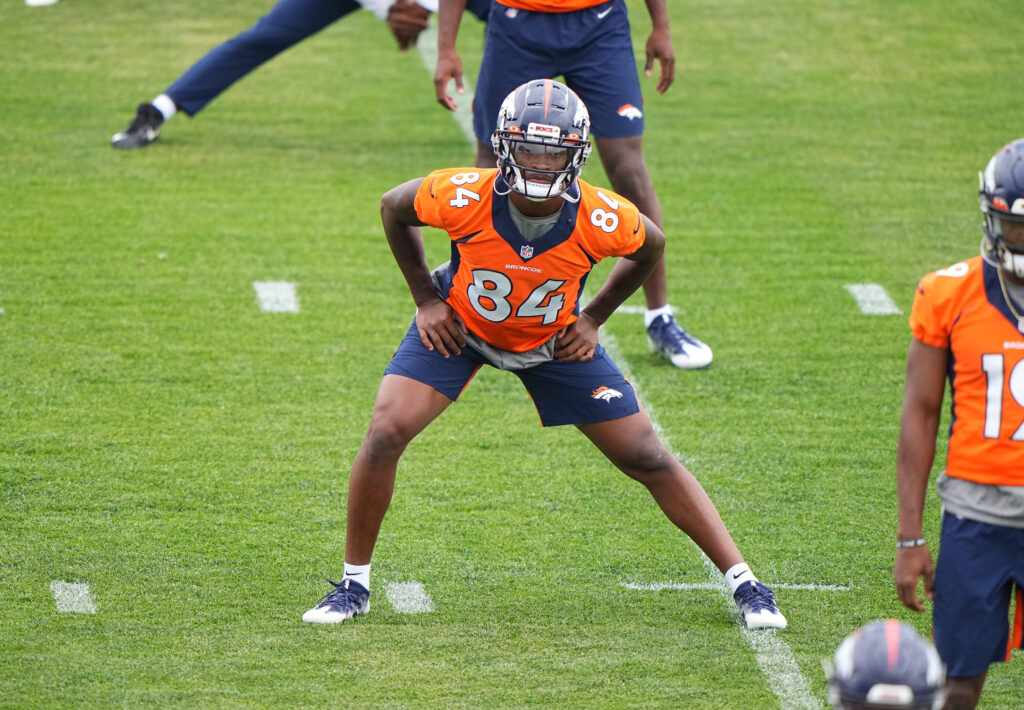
[413,168,645,353]
[910,255,1024,486]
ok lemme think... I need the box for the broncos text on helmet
[825,620,945,710]
[979,138,1024,278]
[491,79,592,201]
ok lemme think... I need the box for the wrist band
[896,538,926,548]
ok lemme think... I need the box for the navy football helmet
[980,138,1024,278]
[825,620,945,710]
[492,79,591,200]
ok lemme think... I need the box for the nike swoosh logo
[596,7,613,19]
[732,571,748,579]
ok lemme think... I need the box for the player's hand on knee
[387,0,430,51]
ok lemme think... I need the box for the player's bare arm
[643,0,675,94]
[380,178,467,357]
[387,0,431,51]
[434,0,468,110]
[893,337,947,612]
[555,215,666,362]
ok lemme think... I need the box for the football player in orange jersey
[895,138,1024,709]
[303,80,786,630]
[433,0,715,370]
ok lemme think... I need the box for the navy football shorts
[472,0,646,143]
[932,511,1024,677]
[383,320,640,427]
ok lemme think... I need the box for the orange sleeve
[575,185,647,260]
[909,268,958,349]
[413,171,446,231]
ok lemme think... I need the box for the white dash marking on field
[417,24,477,146]
[50,581,96,614]
[845,283,902,315]
[253,281,299,313]
[384,581,434,614]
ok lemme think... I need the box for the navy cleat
[733,581,787,629]
[111,103,163,150]
[646,313,713,369]
[302,578,370,624]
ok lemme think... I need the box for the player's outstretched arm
[643,0,675,94]
[434,0,468,110]
[893,337,947,612]
[380,179,466,357]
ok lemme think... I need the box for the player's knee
[943,679,983,710]
[617,443,674,480]
[362,418,413,465]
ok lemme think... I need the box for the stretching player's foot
[646,313,713,369]
[111,103,162,150]
[302,578,370,624]
[733,581,787,629]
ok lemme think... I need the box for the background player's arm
[387,0,431,51]
[643,0,675,94]
[434,0,468,110]
[555,215,665,361]
[380,178,467,357]
[894,337,947,612]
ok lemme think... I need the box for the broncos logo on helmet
[825,620,945,710]
[491,79,592,201]
[979,138,1024,278]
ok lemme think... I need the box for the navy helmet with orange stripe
[825,620,945,709]
[491,79,592,201]
[980,138,1024,278]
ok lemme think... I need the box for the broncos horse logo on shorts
[592,386,624,402]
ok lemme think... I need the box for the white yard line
[50,581,96,614]
[418,37,819,707]
[384,581,435,614]
[622,581,850,592]
[844,283,902,315]
[253,281,299,313]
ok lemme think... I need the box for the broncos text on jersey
[414,168,645,353]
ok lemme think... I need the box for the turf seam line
[253,280,299,313]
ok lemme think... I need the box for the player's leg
[943,673,986,710]
[517,349,784,628]
[563,2,712,369]
[931,512,1023,706]
[303,321,483,623]
[113,0,359,148]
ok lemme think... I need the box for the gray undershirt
[508,200,563,242]
[936,272,1024,528]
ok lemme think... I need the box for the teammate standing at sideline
[895,138,1024,709]
[432,0,715,370]
[301,79,786,630]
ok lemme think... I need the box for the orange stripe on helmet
[543,79,553,119]
[884,619,901,670]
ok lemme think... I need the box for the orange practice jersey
[496,0,608,12]
[910,255,1024,485]
[414,168,645,352]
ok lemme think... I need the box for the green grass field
[2,0,1023,707]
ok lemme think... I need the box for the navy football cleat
[302,578,370,624]
[733,581,787,629]
[646,313,713,369]
[111,103,163,150]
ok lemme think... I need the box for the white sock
[343,562,371,591]
[151,94,177,121]
[724,563,757,594]
[644,304,673,328]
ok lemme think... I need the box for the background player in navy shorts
[434,0,716,371]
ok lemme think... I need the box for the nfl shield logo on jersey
[520,244,534,259]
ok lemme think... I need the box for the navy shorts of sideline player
[472,0,645,144]
[383,320,640,427]
[932,511,1024,677]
